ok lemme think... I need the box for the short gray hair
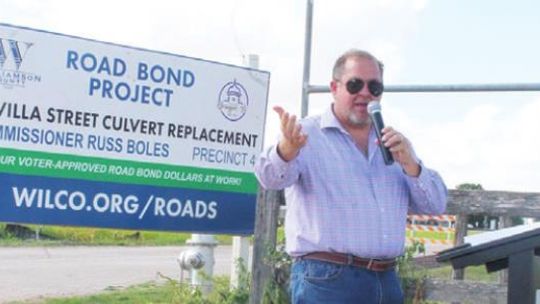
[332,49,384,80]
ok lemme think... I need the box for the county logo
[0,37,41,88]
[217,79,249,121]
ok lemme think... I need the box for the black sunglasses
[345,78,384,97]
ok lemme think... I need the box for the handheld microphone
[367,101,394,165]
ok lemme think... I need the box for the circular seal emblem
[217,79,249,121]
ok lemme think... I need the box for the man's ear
[330,80,338,95]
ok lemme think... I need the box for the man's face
[330,57,383,129]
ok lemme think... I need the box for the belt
[301,252,397,272]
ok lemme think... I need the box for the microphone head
[367,101,381,114]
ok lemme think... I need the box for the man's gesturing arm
[274,106,308,162]
[254,106,308,190]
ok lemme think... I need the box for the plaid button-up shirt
[255,106,447,258]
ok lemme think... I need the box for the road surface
[0,246,233,303]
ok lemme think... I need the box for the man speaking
[255,49,447,303]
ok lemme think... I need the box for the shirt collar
[320,103,348,133]
[321,103,381,162]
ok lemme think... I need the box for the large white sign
[0,23,270,234]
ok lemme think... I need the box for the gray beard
[348,112,371,128]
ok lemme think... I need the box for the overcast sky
[1,0,539,192]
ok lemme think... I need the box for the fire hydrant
[177,234,218,294]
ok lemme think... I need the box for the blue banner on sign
[0,173,256,235]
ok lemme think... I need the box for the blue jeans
[290,259,404,304]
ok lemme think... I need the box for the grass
[0,223,235,246]
[10,281,179,304]
[9,274,250,304]
[406,229,490,242]
[276,226,285,243]
[35,282,171,304]
[426,264,499,283]
[406,230,454,241]
[13,267,491,304]
[408,229,499,283]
